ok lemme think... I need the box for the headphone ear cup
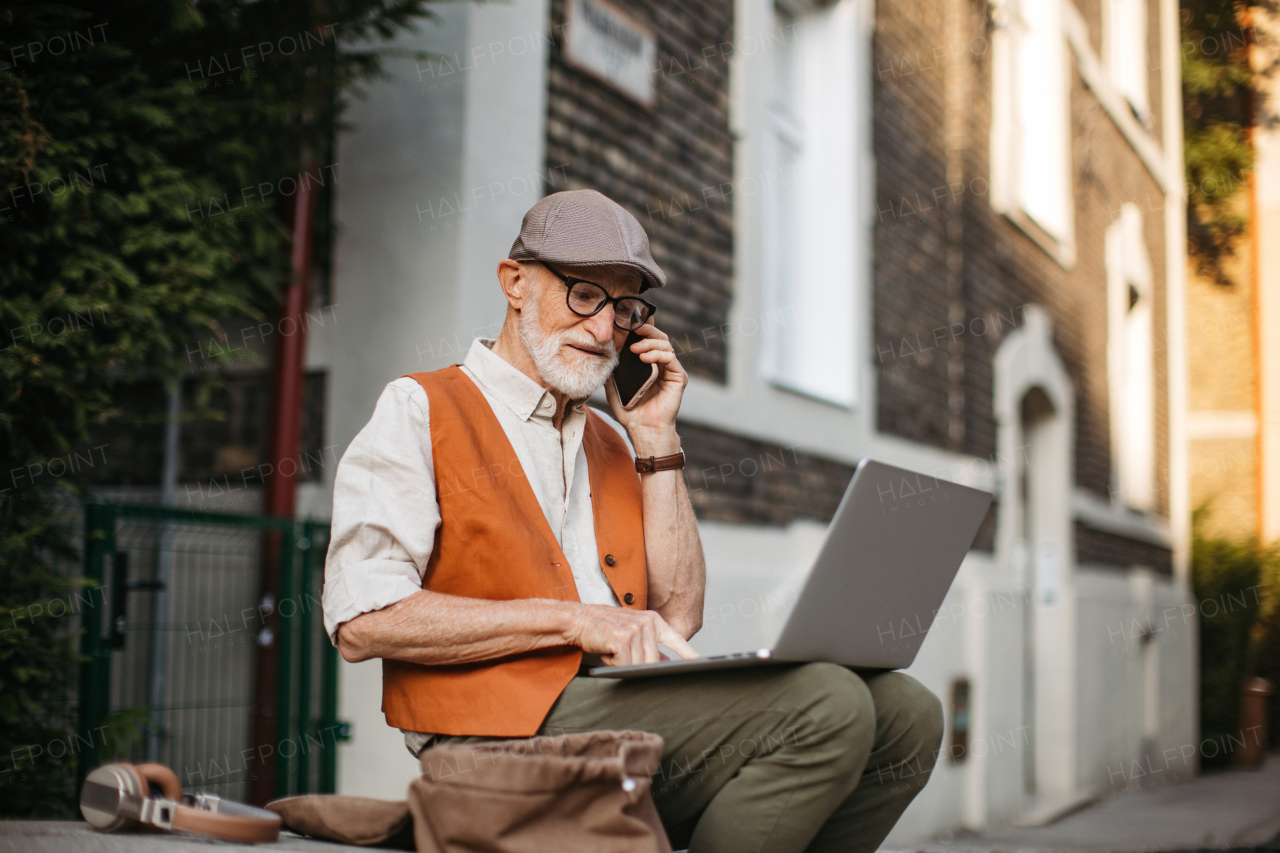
[116,763,148,799]
[80,763,146,832]
[134,763,183,801]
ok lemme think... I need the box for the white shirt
[321,338,633,751]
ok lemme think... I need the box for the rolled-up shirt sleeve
[322,377,439,644]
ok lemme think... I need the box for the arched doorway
[992,306,1077,808]
[1018,385,1056,795]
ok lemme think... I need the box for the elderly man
[323,189,942,853]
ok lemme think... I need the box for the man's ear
[496,259,531,311]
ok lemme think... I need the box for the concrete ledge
[1072,489,1174,550]
[1,821,682,853]
[0,821,366,853]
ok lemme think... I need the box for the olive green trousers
[428,663,944,853]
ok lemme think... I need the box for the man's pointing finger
[658,622,701,660]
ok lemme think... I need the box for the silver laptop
[589,458,993,679]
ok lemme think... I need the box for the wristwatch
[635,450,686,474]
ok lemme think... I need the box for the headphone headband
[80,762,280,844]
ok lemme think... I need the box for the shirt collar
[463,338,557,422]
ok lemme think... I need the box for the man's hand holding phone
[605,321,688,456]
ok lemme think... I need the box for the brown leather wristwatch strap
[635,450,685,473]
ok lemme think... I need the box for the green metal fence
[78,503,340,802]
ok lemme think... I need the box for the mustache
[559,333,617,359]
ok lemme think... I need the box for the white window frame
[990,0,1076,267]
[1104,0,1150,124]
[1106,203,1155,511]
[758,0,859,407]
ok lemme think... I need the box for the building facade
[304,0,1193,837]
[1258,9,1280,547]
[1185,6,1280,547]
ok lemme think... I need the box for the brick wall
[676,417,996,550]
[1186,190,1257,539]
[1075,521,1174,574]
[872,0,956,450]
[677,420,856,526]
[544,0,735,382]
[1062,61,1170,513]
[548,0,1175,544]
[1073,0,1164,144]
[873,0,1171,519]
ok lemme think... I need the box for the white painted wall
[692,520,827,656]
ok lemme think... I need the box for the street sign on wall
[564,0,657,109]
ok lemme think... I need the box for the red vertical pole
[252,160,318,804]
[268,160,319,518]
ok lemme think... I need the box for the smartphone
[612,330,659,409]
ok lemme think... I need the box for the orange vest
[381,366,648,736]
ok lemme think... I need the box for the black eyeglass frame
[539,263,657,331]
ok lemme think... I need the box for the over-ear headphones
[79,762,281,844]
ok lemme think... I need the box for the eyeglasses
[542,264,657,331]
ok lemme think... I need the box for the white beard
[518,288,619,400]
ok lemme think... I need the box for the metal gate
[78,503,340,802]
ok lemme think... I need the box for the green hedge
[0,498,82,817]
[1191,531,1270,765]
[1254,559,1280,749]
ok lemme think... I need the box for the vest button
[624,593,635,605]
[604,554,616,566]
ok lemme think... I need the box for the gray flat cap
[509,189,666,291]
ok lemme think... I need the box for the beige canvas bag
[268,730,671,853]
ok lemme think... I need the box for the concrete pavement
[4,758,1278,852]
[892,758,1280,853]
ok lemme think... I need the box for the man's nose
[581,306,615,342]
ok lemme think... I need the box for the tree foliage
[1,0,440,815]
[1180,0,1256,283]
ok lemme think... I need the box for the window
[990,0,1073,255]
[1106,203,1154,511]
[1106,0,1149,122]
[759,0,858,407]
